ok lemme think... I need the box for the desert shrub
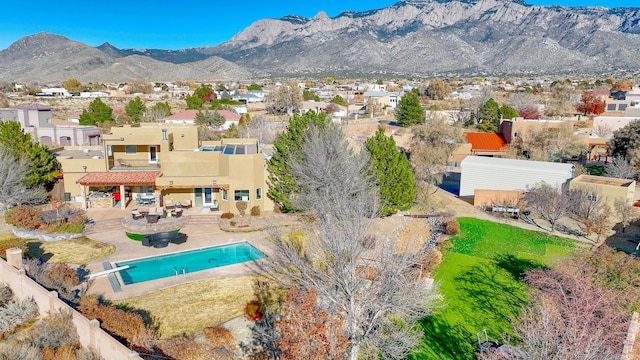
[77,296,154,349]
[26,260,86,305]
[0,236,28,260]
[236,201,248,216]
[5,206,41,230]
[42,345,77,360]
[28,311,79,351]
[245,301,263,321]
[250,206,261,216]
[158,335,209,360]
[0,284,12,307]
[74,348,105,360]
[0,342,42,360]
[421,248,444,274]
[444,218,460,236]
[220,212,234,219]
[230,221,237,227]
[203,326,235,348]
[40,221,85,234]
[0,297,39,334]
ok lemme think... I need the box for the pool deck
[83,207,276,300]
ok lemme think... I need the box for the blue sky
[0,0,635,51]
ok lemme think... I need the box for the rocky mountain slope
[2,0,640,82]
[0,33,257,83]
[212,0,640,75]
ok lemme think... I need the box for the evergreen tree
[125,96,146,122]
[395,92,425,127]
[365,127,415,215]
[478,98,500,132]
[267,111,330,212]
[0,121,58,188]
[185,84,214,109]
[330,95,347,106]
[500,104,519,119]
[79,98,112,125]
[248,83,262,90]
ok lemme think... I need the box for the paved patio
[82,206,275,300]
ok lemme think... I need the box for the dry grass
[111,275,261,339]
[28,237,115,264]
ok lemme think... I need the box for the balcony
[109,158,161,171]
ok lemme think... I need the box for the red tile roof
[77,171,159,186]
[465,132,507,151]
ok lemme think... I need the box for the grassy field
[0,233,115,264]
[410,218,580,360]
[111,275,262,338]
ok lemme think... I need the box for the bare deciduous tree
[262,123,441,360]
[239,115,275,144]
[614,196,637,233]
[268,82,302,115]
[592,122,613,138]
[144,106,170,123]
[523,182,571,232]
[605,156,637,179]
[0,146,46,211]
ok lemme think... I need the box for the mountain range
[2,0,640,83]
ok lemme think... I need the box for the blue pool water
[115,242,266,285]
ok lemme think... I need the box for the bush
[250,206,261,216]
[444,218,460,236]
[25,260,87,305]
[77,295,154,349]
[0,342,41,360]
[0,284,12,307]
[203,326,235,348]
[41,221,85,234]
[158,335,209,360]
[0,297,39,334]
[0,237,28,260]
[220,212,234,219]
[230,221,237,227]
[245,301,263,321]
[28,310,79,351]
[236,201,248,216]
[5,205,41,230]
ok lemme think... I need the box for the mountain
[210,0,640,76]
[0,33,257,83]
[2,0,640,81]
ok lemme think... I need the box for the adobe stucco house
[459,156,575,203]
[569,174,636,209]
[56,123,273,214]
[163,109,241,130]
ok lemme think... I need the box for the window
[586,194,598,202]
[256,187,262,200]
[513,132,518,138]
[235,189,250,201]
[607,104,616,111]
[125,145,137,154]
[221,189,228,201]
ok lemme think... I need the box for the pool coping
[110,240,267,287]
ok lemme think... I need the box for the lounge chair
[117,158,132,167]
[131,209,144,220]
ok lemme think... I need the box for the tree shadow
[26,241,53,262]
[412,316,477,360]
[492,253,546,281]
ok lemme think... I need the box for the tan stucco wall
[473,189,522,207]
[57,156,107,199]
[569,177,636,207]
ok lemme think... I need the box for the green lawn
[410,218,578,360]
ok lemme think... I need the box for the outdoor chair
[181,200,192,208]
[172,209,183,218]
[117,158,132,167]
[131,209,144,220]
[165,200,175,210]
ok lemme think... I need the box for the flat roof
[461,156,574,172]
[572,174,634,187]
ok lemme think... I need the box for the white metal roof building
[459,156,575,198]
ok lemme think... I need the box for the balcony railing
[109,158,161,170]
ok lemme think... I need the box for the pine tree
[125,96,147,122]
[365,127,415,215]
[395,91,425,127]
[267,111,330,212]
[478,98,500,132]
[79,98,112,125]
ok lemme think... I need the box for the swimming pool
[114,242,266,285]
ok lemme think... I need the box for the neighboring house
[40,88,72,97]
[569,174,636,208]
[459,156,575,201]
[163,110,241,130]
[232,93,264,103]
[499,118,570,144]
[0,103,101,146]
[56,123,274,214]
[363,91,403,109]
[464,132,508,156]
[79,92,109,98]
[604,99,631,116]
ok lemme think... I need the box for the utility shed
[459,156,575,198]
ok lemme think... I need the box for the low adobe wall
[0,257,142,359]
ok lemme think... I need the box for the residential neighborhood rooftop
[464,132,507,151]
[572,174,634,187]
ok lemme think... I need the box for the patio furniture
[146,215,159,224]
[131,209,144,220]
[209,200,219,212]
[181,200,192,208]
[172,209,183,218]
[117,158,132,167]
[165,200,175,210]
[141,231,188,247]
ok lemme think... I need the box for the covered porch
[76,171,161,210]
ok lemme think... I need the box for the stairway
[83,217,123,235]
[184,214,219,226]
